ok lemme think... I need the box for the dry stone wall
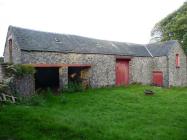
[130,56,168,86]
[59,67,68,89]
[0,65,5,82]
[0,64,34,96]
[130,57,153,85]
[4,32,22,64]
[168,45,187,86]
[152,57,168,87]
[13,75,35,96]
[12,46,187,89]
[21,51,116,88]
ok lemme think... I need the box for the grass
[0,84,187,140]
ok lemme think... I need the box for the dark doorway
[68,67,82,84]
[35,67,59,90]
[68,66,90,88]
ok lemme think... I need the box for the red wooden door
[152,71,163,86]
[116,60,129,86]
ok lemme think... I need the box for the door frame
[152,71,163,86]
[115,58,131,86]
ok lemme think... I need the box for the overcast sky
[0,0,185,56]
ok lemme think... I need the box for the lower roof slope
[8,26,179,57]
[146,41,179,57]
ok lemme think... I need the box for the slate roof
[9,26,179,57]
[146,41,179,57]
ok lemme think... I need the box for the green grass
[0,84,187,140]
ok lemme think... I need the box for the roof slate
[9,26,179,57]
[146,41,179,57]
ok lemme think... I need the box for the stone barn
[3,26,187,93]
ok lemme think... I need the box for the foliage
[152,2,187,52]
[5,64,35,77]
[18,88,55,106]
[0,77,13,94]
[18,94,46,106]
[183,32,187,52]
[0,85,187,140]
[0,63,35,95]
[63,82,84,93]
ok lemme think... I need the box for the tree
[183,33,187,53]
[151,2,187,53]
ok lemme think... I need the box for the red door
[152,71,163,86]
[116,59,129,86]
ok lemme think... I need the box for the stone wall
[130,57,153,85]
[59,67,68,89]
[17,47,187,88]
[168,44,187,86]
[153,57,169,86]
[0,64,35,96]
[13,75,35,96]
[130,48,187,87]
[21,50,186,88]
[0,65,5,82]
[3,31,22,64]
[130,56,168,86]
[21,51,116,88]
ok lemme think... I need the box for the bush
[4,63,35,77]
[14,64,36,77]
[63,82,84,93]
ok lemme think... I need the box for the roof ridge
[9,25,146,46]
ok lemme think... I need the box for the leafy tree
[183,33,187,53]
[151,2,187,53]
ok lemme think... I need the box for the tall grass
[0,85,187,140]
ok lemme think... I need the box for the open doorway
[68,67,82,83]
[68,66,90,88]
[35,67,59,90]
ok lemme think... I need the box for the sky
[0,0,185,56]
